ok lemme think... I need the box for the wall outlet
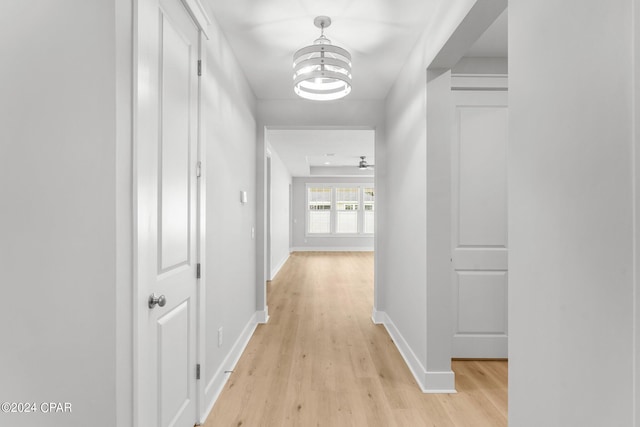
[218,327,223,347]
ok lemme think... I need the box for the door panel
[452,90,508,358]
[457,106,507,247]
[137,0,200,425]
[159,7,193,272]
[455,271,507,333]
[158,300,191,427]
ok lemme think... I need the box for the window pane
[336,187,359,233]
[363,187,375,205]
[308,187,331,210]
[309,211,331,234]
[363,187,374,233]
[335,211,357,233]
[336,187,359,209]
[364,211,375,234]
[308,187,331,233]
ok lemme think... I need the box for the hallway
[204,252,507,426]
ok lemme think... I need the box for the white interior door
[136,0,200,425]
[451,89,508,358]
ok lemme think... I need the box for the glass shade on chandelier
[293,16,352,101]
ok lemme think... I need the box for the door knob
[148,293,167,309]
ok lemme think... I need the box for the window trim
[305,184,375,237]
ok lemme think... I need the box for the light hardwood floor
[204,252,507,427]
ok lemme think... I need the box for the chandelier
[292,16,352,101]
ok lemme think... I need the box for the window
[306,184,374,236]
[336,187,359,233]
[308,187,332,233]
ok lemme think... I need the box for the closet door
[136,0,200,424]
[452,89,508,358]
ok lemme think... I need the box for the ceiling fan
[358,156,375,170]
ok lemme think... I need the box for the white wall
[200,10,259,418]
[291,177,374,251]
[266,147,292,278]
[0,1,126,426]
[115,0,134,425]
[425,69,455,379]
[381,1,475,392]
[509,0,638,425]
[636,0,640,421]
[384,42,429,388]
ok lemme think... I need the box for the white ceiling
[267,129,375,177]
[206,0,475,100]
[207,1,506,178]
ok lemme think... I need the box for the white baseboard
[256,307,269,324]
[371,308,387,324]
[200,311,260,424]
[374,311,456,394]
[424,371,457,393]
[270,254,289,280]
[452,334,508,359]
[291,247,374,252]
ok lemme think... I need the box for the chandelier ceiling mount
[292,16,352,101]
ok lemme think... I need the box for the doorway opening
[262,127,377,319]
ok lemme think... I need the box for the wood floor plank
[203,252,508,426]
